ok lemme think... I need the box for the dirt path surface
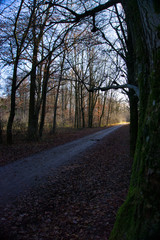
[0,127,110,167]
[0,125,132,240]
[0,125,122,206]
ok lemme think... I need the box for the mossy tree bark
[110,0,160,239]
[126,23,138,157]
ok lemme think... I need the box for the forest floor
[0,127,108,166]
[0,125,132,240]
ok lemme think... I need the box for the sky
[0,0,128,101]
[0,0,12,6]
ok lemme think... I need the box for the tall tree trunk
[39,60,51,137]
[7,59,18,144]
[53,52,65,133]
[88,91,93,128]
[69,81,73,126]
[81,85,85,128]
[128,90,138,156]
[80,50,85,128]
[106,93,112,126]
[61,86,65,126]
[6,0,26,144]
[99,93,107,127]
[126,21,139,156]
[69,80,73,125]
[78,81,81,128]
[28,43,38,140]
[52,79,61,133]
[27,4,49,140]
[7,0,36,143]
[110,1,160,239]
[74,77,79,128]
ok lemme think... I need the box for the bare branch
[16,23,77,90]
[74,0,121,22]
[89,83,139,98]
[99,29,126,61]
[46,0,121,23]
[14,0,24,47]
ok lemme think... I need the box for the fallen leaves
[0,127,105,166]
[0,125,132,240]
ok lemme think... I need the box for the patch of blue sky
[0,0,8,4]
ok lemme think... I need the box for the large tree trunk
[128,90,138,156]
[126,24,139,156]
[110,1,160,239]
[88,91,93,127]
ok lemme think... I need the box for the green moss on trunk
[109,1,160,238]
[109,62,160,240]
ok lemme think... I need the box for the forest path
[0,125,122,206]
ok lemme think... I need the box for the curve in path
[0,125,122,206]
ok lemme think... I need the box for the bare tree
[59,1,160,238]
[0,0,36,144]
[27,0,51,140]
[52,51,66,133]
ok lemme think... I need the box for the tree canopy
[0,0,160,239]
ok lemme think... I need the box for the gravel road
[0,125,122,206]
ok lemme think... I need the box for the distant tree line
[0,0,129,144]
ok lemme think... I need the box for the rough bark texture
[128,90,138,156]
[110,0,160,239]
[126,23,138,156]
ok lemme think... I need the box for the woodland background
[0,0,129,144]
